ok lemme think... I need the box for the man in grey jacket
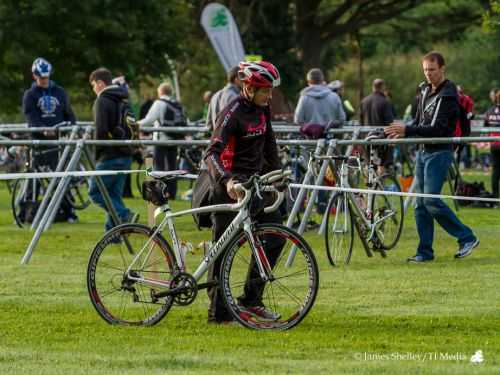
[294,68,346,128]
[206,66,242,131]
[294,68,345,214]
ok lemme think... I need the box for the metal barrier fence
[2,121,500,265]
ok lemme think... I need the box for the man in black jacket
[361,78,394,170]
[88,68,137,232]
[360,78,394,127]
[385,51,479,262]
[204,61,283,324]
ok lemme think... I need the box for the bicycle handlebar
[233,169,291,214]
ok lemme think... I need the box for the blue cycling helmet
[32,58,52,78]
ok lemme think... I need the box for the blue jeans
[89,157,132,231]
[414,150,475,259]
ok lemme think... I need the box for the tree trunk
[300,30,322,71]
[295,0,323,72]
[354,32,364,107]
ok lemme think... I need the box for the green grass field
[0,178,499,374]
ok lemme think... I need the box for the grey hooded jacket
[294,85,346,126]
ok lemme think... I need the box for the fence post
[31,125,80,230]
[21,130,91,264]
[285,139,326,229]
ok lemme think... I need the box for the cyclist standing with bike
[204,61,284,324]
[21,57,78,223]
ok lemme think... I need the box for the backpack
[112,99,139,141]
[455,180,492,207]
[159,98,187,140]
[111,99,139,154]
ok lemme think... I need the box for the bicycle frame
[337,152,396,254]
[124,190,274,291]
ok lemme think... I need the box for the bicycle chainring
[170,272,198,306]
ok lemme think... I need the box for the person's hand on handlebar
[226,178,244,200]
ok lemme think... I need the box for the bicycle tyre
[220,223,319,331]
[370,175,404,250]
[87,223,176,326]
[11,177,47,228]
[325,193,354,266]
[66,176,91,210]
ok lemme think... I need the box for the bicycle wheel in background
[325,193,354,266]
[87,224,176,326]
[11,177,47,228]
[371,175,404,250]
[221,224,319,331]
[67,175,91,210]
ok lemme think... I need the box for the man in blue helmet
[23,58,77,145]
[21,57,78,223]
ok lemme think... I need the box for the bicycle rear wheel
[221,224,319,330]
[325,193,354,266]
[371,175,404,250]
[87,224,176,326]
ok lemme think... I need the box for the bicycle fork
[243,221,273,282]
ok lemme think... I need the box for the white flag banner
[200,3,245,72]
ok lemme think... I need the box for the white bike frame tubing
[125,178,285,288]
[124,200,249,287]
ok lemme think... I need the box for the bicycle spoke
[98,287,122,299]
[272,268,309,281]
[271,279,303,306]
[97,261,125,272]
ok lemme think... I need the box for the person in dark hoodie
[294,68,345,129]
[22,57,78,222]
[385,51,479,262]
[88,67,138,232]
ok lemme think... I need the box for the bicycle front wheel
[325,193,354,266]
[87,224,176,326]
[371,175,404,250]
[221,224,319,331]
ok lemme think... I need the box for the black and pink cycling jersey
[204,96,281,186]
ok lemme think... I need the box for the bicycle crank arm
[152,285,189,299]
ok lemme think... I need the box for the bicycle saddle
[148,170,188,180]
[365,128,386,141]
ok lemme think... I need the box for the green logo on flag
[211,8,228,28]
